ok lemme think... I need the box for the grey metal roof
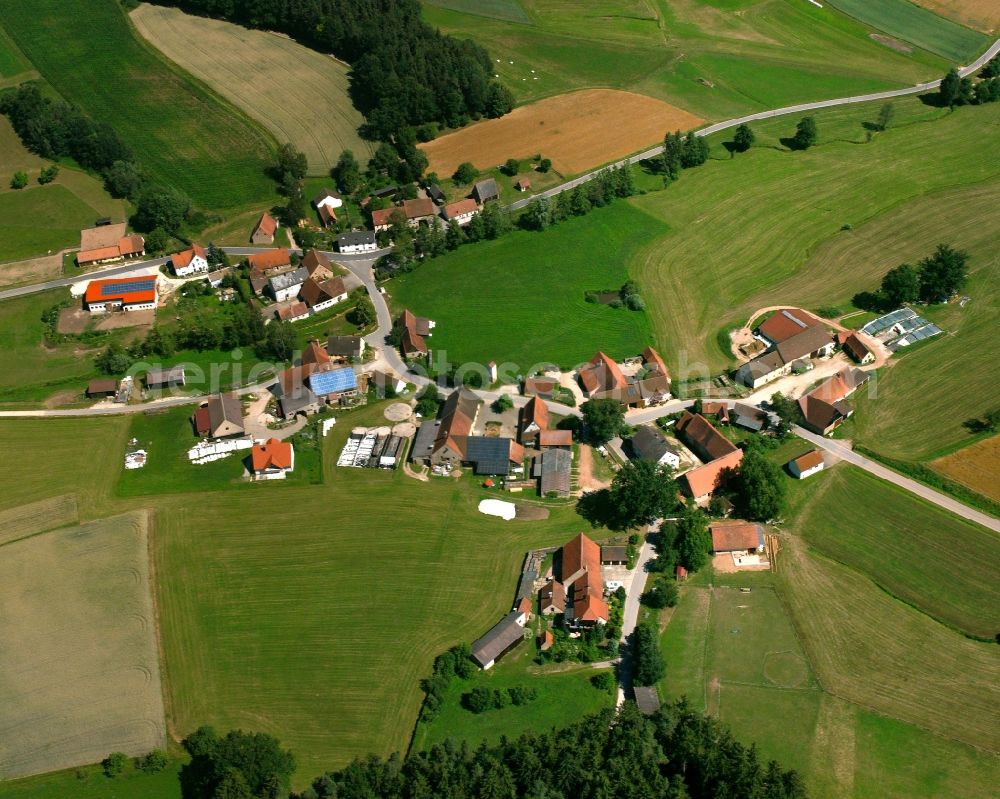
[269,267,308,293]
[146,365,185,385]
[473,178,499,201]
[633,685,660,715]
[540,448,572,496]
[631,425,677,463]
[338,230,377,247]
[471,612,526,667]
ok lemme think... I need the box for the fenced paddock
[0,511,166,778]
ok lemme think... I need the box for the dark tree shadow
[918,91,947,108]
[963,418,991,434]
[576,489,619,529]
[779,136,806,151]
[861,121,882,132]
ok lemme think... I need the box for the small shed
[633,685,661,715]
[86,378,118,398]
[471,611,527,669]
[145,365,186,390]
[600,545,628,565]
[788,450,825,480]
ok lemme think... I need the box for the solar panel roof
[100,277,156,296]
[465,436,514,475]
[861,307,916,336]
[308,367,357,395]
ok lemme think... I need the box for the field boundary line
[145,505,182,746]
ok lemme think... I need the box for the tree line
[173,701,808,799]
[152,0,513,142]
[938,54,1000,108]
[853,243,970,312]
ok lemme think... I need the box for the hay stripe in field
[421,89,704,177]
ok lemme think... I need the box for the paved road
[507,37,1000,212]
[0,257,170,301]
[794,426,1000,533]
[615,535,658,707]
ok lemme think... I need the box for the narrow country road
[615,536,658,707]
[793,426,1000,533]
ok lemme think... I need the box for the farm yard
[0,0,277,211]
[130,4,374,175]
[0,512,165,779]
[421,89,704,177]
[391,201,661,371]
[931,435,1000,501]
[421,0,952,122]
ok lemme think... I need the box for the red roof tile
[251,438,292,471]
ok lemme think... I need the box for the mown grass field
[422,0,949,122]
[658,474,1000,798]
[0,0,277,211]
[0,761,183,799]
[412,644,614,751]
[391,201,661,372]
[130,4,374,174]
[0,512,165,779]
[824,0,987,60]
[796,466,1000,639]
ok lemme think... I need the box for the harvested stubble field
[131,4,373,174]
[421,89,704,176]
[931,435,1000,501]
[913,0,1000,32]
[0,0,277,210]
[0,512,166,779]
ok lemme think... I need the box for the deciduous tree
[732,123,754,152]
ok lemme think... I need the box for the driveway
[616,534,658,707]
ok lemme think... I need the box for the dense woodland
[178,702,807,799]
[151,0,513,140]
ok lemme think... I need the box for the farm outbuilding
[471,611,527,669]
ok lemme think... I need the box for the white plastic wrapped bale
[478,499,517,521]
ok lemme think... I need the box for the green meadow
[0,0,277,211]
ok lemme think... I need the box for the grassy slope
[391,201,661,371]
[423,0,948,121]
[130,4,373,174]
[0,762,183,799]
[0,0,276,211]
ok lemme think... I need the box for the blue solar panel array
[308,367,357,395]
[101,277,156,296]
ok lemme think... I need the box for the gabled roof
[326,336,363,357]
[683,448,743,498]
[401,327,428,356]
[301,340,332,367]
[338,230,377,247]
[312,188,340,205]
[207,392,243,434]
[790,450,824,472]
[464,436,522,475]
[371,207,395,227]
[515,177,531,190]
[433,388,481,456]
[710,521,763,552]
[521,395,549,432]
[443,198,478,219]
[300,276,347,308]
[472,178,499,202]
[540,580,565,612]
[254,212,278,237]
[641,346,669,377]
[808,367,869,405]
[269,267,308,293]
[842,332,873,362]
[471,611,524,667]
[251,438,292,471]
[675,412,737,461]
[403,197,436,219]
[561,532,601,586]
[539,448,572,495]
[173,243,206,269]
[775,326,833,364]
[84,275,157,306]
[579,351,627,394]
[308,366,357,396]
[797,394,846,433]
[301,249,332,276]
[631,425,678,463]
[538,429,573,447]
[758,308,821,343]
[247,248,290,272]
[276,301,309,321]
[80,222,127,250]
[524,376,557,396]
[87,378,118,394]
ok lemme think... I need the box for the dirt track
[421,89,704,176]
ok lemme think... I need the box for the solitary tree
[939,68,962,107]
[733,447,786,521]
[605,459,679,530]
[332,149,361,194]
[537,157,552,173]
[768,391,801,438]
[674,504,711,571]
[275,142,308,181]
[453,162,478,184]
[880,263,920,307]
[876,102,895,131]
[492,394,513,413]
[580,398,625,445]
[918,243,969,303]
[102,752,128,778]
[792,116,818,150]
[502,158,519,176]
[732,123,755,152]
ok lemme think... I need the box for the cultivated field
[392,201,659,371]
[824,0,988,60]
[913,0,1000,33]
[422,89,704,176]
[932,435,1000,500]
[0,494,77,546]
[0,0,276,210]
[0,512,166,778]
[794,466,1000,639]
[423,0,946,122]
[131,4,373,174]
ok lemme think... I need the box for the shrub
[137,749,169,773]
[102,752,128,778]
[625,294,645,311]
[453,162,477,184]
[591,672,616,691]
[10,170,28,189]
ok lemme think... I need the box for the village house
[519,395,549,445]
[471,610,527,670]
[337,230,378,254]
[145,365,185,390]
[269,267,309,302]
[402,197,437,227]
[441,198,479,226]
[84,275,158,313]
[301,249,335,282]
[788,450,825,479]
[371,207,395,233]
[192,392,245,439]
[249,438,294,479]
[736,325,835,389]
[730,403,769,432]
[300,276,348,313]
[537,429,573,450]
[560,533,609,628]
[313,188,342,227]
[471,178,500,205]
[273,366,322,419]
[77,222,145,267]
[171,243,209,277]
[327,335,365,360]
[250,212,278,244]
[710,521,765,555]
[395,309,433,358]
[798,367,870,435]
[539,579,566,615]
[630,425,681,470]
[276,301,309,323]
[840,331,875,364]
[308,365,359,403]
[675,412,744,501]
[578,348,671,407]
